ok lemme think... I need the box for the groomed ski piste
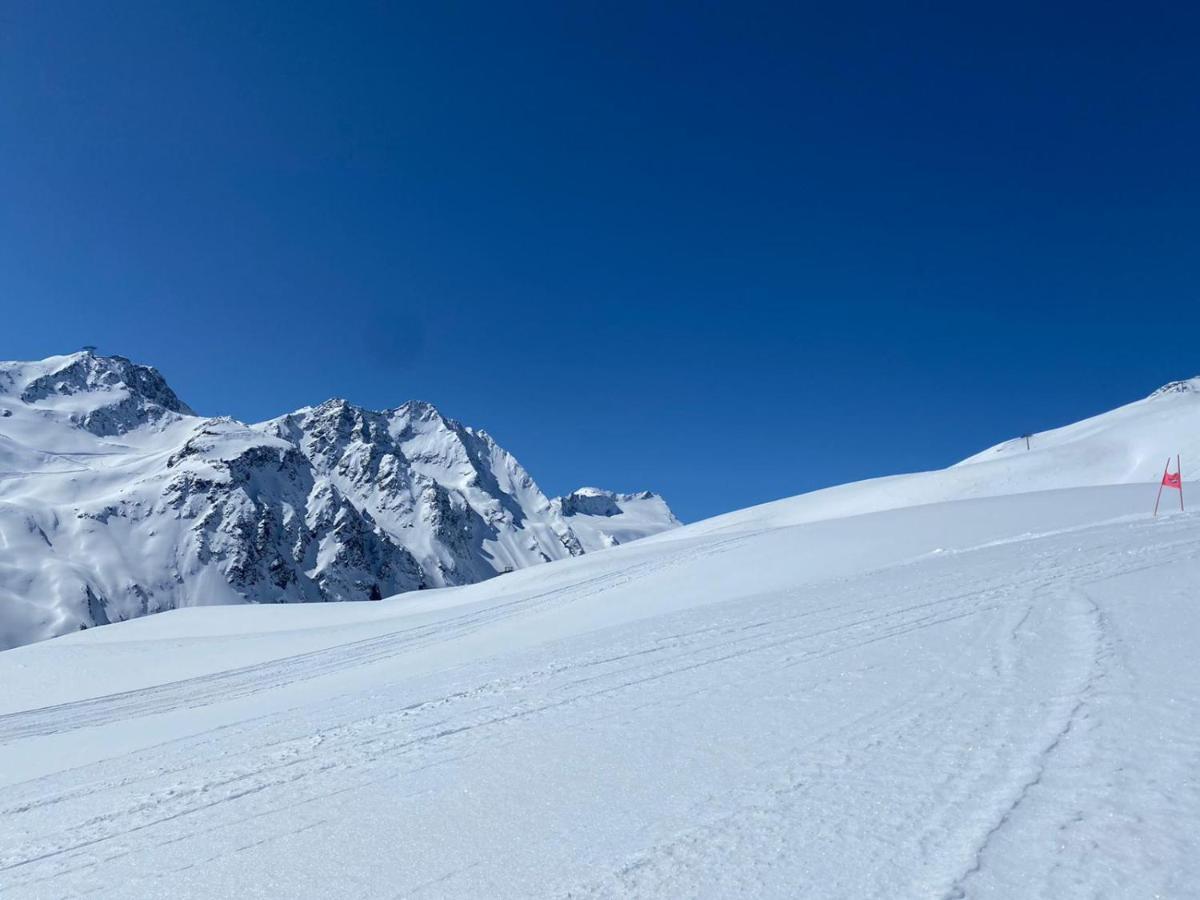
[2,381,1199,898]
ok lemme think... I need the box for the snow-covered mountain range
[0,351,678,649]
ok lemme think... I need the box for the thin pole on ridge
[1179,454,1185,512]
[1154,457,1170,517]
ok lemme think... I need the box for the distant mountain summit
[2,350,194,434]
[1148,377,1200,398]
[259,397,588,586]
[0,351,679,649]
[552,487,680,551]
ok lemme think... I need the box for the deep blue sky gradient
[2,2,1198,521]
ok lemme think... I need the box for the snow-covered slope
[0,375,1197,897]
[0,491,1195,896]
[666,375,1200,540]
[0,351,677,649]
[552,486,680,550]
[955,376,1200,481]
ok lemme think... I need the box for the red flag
[1155,456,1184,516]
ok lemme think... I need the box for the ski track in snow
[0,531,755,743]
[0,510,1197,898]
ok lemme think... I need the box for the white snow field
[1,381,1199,897]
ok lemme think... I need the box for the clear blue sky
[2,2,1197,521]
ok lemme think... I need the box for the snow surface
[0,377,1198,897]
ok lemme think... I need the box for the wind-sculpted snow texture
[0,352,678,649]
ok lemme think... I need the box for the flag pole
[1154,457,1170,517]
[1179,454,1184,512]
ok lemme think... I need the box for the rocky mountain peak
[1,351,195,436]
[20,351,193,413]
[0,351,678,649]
